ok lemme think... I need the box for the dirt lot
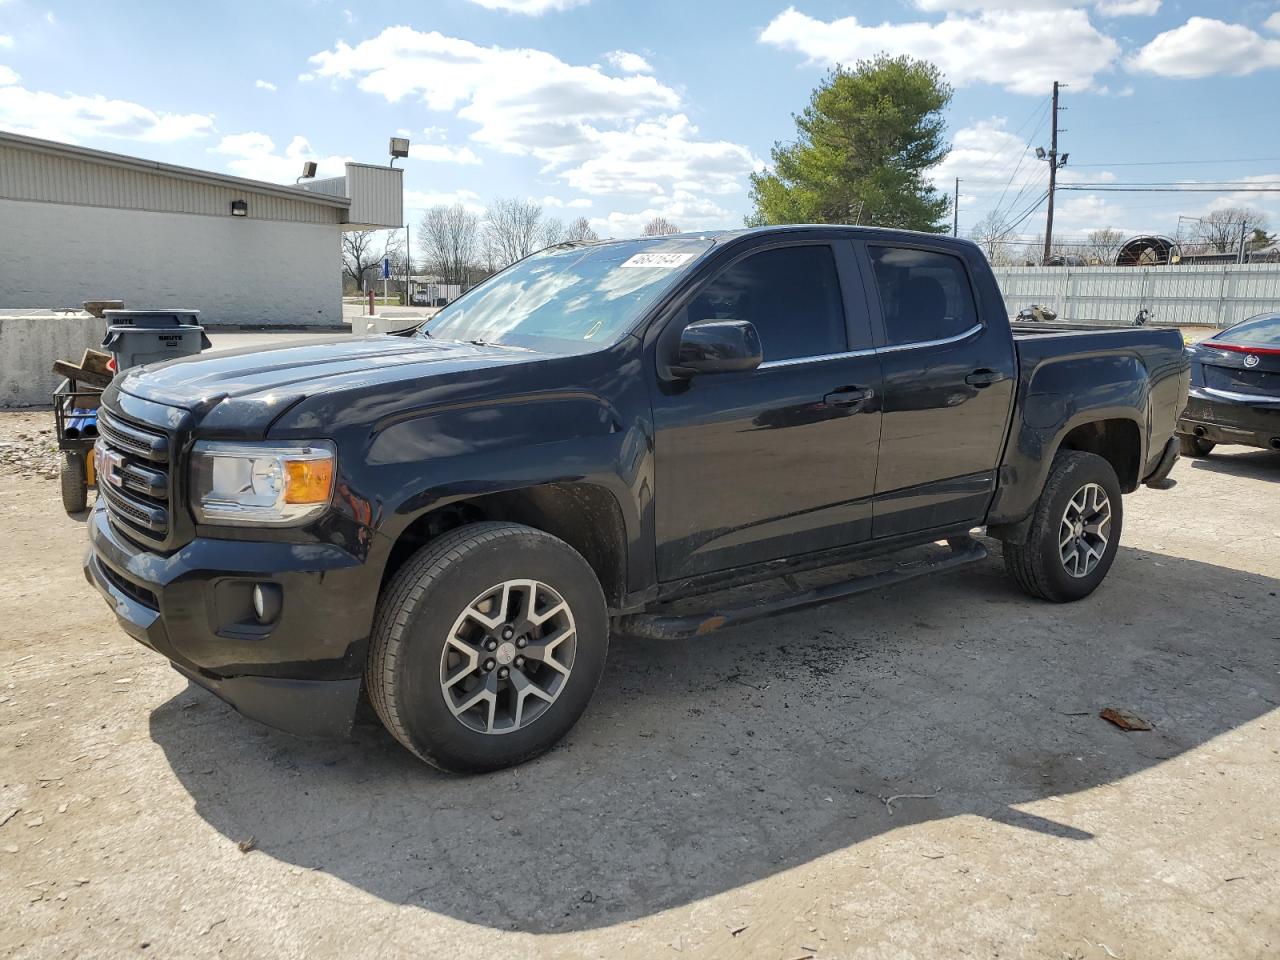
[1,408,1278,960]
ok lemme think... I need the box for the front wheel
[1003,450,1123,603]
[365,522,609,773]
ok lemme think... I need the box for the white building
[0,130,403,327]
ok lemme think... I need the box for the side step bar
[616,537,989,641]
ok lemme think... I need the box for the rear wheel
[60,451,88,514]
[366,521,609,773]
[1178,434,1215,457]
[1003,450,1123,603]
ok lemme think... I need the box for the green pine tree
[748,55,953,232]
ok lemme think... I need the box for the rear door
[651,238,883,580]
[862,242,1017,538]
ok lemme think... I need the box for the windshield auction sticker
[618,252,697,269]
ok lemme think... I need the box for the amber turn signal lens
[283,458,334,504]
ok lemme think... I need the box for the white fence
[991,264,1280,329]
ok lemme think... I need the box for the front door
[651,240,883,581]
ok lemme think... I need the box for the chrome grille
[97,408,171,545]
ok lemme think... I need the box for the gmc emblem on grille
[101,449,126,490]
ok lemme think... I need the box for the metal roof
[0,129,350,210]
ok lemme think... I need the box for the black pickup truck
[84,226,1188,772]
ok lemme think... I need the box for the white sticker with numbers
[618,252,696,269]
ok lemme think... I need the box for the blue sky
[3,0,1280,246]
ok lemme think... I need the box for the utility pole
[405,222,412,304]
[953,178,960,237]
[1238,218,1248,265]
[1034,79,1064,264]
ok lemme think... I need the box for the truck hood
[116,335,555,432]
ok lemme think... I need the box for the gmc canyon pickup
[84,226,1188,772]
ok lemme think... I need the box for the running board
[616,537,989,641]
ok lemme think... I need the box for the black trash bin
[101,309,212,372]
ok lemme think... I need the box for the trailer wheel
[1003,450,1123,603]
[60,451,88,514]
[366,521,609,773]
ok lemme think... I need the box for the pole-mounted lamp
[296,160,318,184]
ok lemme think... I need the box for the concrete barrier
[0,311,103,407]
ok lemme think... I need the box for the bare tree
[566,216,599,242]
[484,197,545,268]
[418,205,480,287]
[1198,207,1268,253]
[342,231,383,292]
[1086,227,1126,266]
[642,216,680,237]
[540,216,566,247]
[968,209,1007,263]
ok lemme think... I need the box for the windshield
[420,237,714,353]
[1220,314,1280,347]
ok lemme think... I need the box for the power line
[1071,157,1280,168]
[1060,184,1280,193]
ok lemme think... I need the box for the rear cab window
[868,245,979,347]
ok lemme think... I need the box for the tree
[1197,207,1267,253]
[1086,227,1126,266]
[642,217,680,236]
[566,216,599,242]
[540,216,566,247]
[1248,226,1277,252]
[968,209,1008,262]
[418,204,479,287]
[484,197,545,269]
[341,231,382,292]
[748,55,952,232]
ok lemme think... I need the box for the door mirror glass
[673,320,763,377]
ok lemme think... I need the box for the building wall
[0,198,343,326]
[0,140,347,224]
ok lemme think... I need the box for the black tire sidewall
[1033,453,1123,601]
[391,532,608,772]
[60,452,88,513]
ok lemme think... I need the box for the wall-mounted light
[230,199,248,217]
[296,161,317,183]
[389,136,410,167]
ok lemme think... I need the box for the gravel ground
[1,406,1278,960]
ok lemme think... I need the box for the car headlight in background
[190,441,336,526]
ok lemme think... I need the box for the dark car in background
[1178,314,1280,457]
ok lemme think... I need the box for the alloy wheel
[1059,482,1112,578]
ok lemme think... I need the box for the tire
[1003,450,1123,603]
[1178,434,1215,457]
[366,521,609,773]
[60,451,88,514]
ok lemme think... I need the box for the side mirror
[671,320,763,378]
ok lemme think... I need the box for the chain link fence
[991,264,1280,329]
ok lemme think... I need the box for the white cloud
[254,79,277,92]
[1134,17,1280,78]
[409,142,482,165]
[404,187,485,214]
[759,6,1120,94]
[342,8,355,24]
[912,0,1157,12]
[462,0,590,12]
[0,35,13,47]
[1094,0,1159,15]
[1267,12,1280,34]
[605,50,652,73]
[0,82,215,142]
[309,27,759,198]
[540,195,593,209]
[44,9,56,23]
[591,191,740,238]
[212,133,350,183]
[0,64,17,85]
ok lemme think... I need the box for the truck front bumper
[83,500,373,739]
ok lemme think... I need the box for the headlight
[190,441,336,526]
